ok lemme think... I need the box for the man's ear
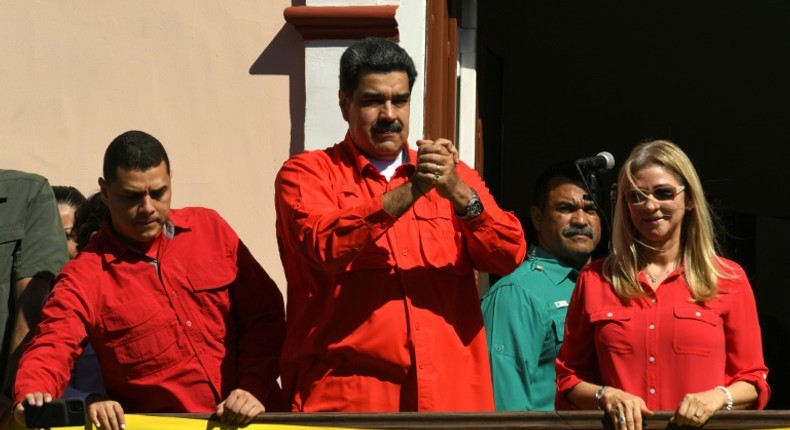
[98,177,109,206]
[339,90,350,122]
[530,205,542,233]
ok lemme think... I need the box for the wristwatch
[458,188,484,219]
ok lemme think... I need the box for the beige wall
[0,1,303,292]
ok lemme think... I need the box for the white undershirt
[367,152,404,181]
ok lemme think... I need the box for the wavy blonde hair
[603,140,731,301]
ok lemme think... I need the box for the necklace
[644,264,675,283]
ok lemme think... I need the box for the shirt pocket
[412,196,471,276]
[333,184,363,208]
[672,304,721,356]
[187,257,236,339]
[101,296,186,378]
[550,308,567,347]
[591,309,634,354]
[0,223,23,284]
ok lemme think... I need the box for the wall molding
[283,6,399,41]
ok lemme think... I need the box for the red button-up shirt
[556,258,770,410]
[15,207,286,413]
[274,135,526,412]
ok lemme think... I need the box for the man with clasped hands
[274,37,527,411]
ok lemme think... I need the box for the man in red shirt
[14,130,285,429]
[275,37,527,411]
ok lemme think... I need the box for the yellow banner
[5,415,789,430]
[6,414,365,430]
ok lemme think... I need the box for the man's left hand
[216,388,265,427]
[415,138,462,198]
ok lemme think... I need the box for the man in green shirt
[481,161,602,411]
[0,170,68,426]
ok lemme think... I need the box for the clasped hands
[413,138,460,198]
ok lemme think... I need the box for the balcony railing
[153,411,790,429]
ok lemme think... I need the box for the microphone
[575,151,615,172]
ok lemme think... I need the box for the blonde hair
[603,140,730,301]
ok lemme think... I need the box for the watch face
[461,190,483,219]
[469,199,483,217]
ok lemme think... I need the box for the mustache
[371,121,403,134]
[563,225,595,239]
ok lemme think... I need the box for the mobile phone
[24,398,87,428]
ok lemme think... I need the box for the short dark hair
[524,161,590,246]
[52,185,87,210]
[339,37,418,97]
[102,130,170,183]
[74,192,107,252]
[532,161,585,210]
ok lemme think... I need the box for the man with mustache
[274,37,526,411]
[481,161,602,411]
[14,130,285,429]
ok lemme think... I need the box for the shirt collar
[340,132,416,178]
[528,245,580,285]
[96,209,190,261]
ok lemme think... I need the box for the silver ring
[693,411,702,419]
[618,415,626,424]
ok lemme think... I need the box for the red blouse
[556,258,770,410]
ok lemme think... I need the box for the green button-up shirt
[481,245,578,411]
[0,170,68,380]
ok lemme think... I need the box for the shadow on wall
[249,22,306,158]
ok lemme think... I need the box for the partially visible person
[14,130,285,430]
[482,161,602,411]
[0,170,68,427]
[53,187,106,399]
[556,140,769,429]
[73,192,106,253]
[52,186,86,260]
[275,37,526,412]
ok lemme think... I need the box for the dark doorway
[477,1,790,408]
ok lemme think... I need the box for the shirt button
[418,363,424,370]
[650,298,656,303]
[649,324,655,330]
[695,311,702,317]
[649,356,655,363]
[649,388,656,395]
[402,250,407,256]
[186,320,193,327]
[415,323,421,331]
[607,312,614,317]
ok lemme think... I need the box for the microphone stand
[575,164,613,251]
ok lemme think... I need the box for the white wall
[303,0,427,150]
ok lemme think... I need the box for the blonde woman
[555,140,769,430]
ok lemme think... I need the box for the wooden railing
[160,411,790,429]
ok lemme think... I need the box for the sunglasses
[624,185,685,205]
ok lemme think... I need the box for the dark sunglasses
[624,185,685,205]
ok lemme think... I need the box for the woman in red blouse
[555,140,769,429]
